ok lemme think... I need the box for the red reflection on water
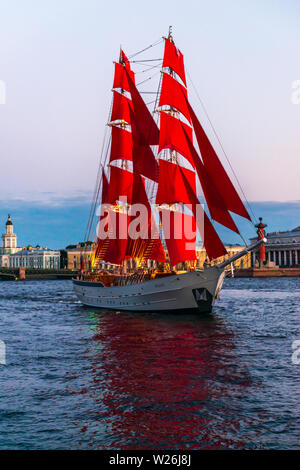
[72,312,265,449]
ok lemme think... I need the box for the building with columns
[0,215,60,269]
[9,249,60,270]
[250,226,300,267]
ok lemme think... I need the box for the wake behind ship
[73,27,265,313]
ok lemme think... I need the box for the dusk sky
[0,0,299,247]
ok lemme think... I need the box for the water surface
[0,277,299,449]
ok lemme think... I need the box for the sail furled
[162,37,187,86]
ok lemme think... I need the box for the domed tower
[2,214,17,253]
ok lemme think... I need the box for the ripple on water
[0,278,299,449]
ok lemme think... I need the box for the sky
[0,0,299,247]
[1,199,300,250]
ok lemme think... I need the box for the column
[289,250,292,266]
[296,250,299,266]
[284,251,287,265]
[278,251,282,266]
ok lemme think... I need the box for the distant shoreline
[0,268,75,281]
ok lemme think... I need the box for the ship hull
[72,267,225,313]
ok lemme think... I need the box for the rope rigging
[83,34,255,266]
[127,38,163,60]
[187,70,258,229]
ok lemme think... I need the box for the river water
[0,277,299,449]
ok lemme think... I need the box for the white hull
[73,266,225,313]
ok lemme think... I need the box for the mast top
[168,25,174,44]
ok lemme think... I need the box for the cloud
[0,189,93,208]
[0,198,299,250]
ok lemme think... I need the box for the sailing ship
[73,28,265,313]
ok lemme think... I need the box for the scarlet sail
[159,72,191,123]
[185,99,251,221]
[160,209,196,266]
[126,173,166,262]
[113,62,135,93]
[110,126,133,163]
[125,69,159,145]
[108,166,133,205]
[95,34,249,270]
[162,37,187,86]
[110,91,132,124]
[177,165,227,260]
[156,159,196,206]
[180,124,239,233]
[74,32,261,316]
[101,168,109,204]
[159,112,195,168]
[130,107,158,182]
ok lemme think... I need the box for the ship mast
[91,29,254,276]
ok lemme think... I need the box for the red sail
[110,126,133,163]
[160,209,196,266]
[180,124,239,233]
[101,169,109,204]
[110,91,132,124]
[159,112,195,168]
[125,68,159,145]
[108,166,133,204]
[120,49,131,69]
[162,38,187,86]
[130,107,159,182]
[113,62,135,93]
[177,165,227,260]
[159,72,191,123]
[99,209,130,265]
[126,173,166,262]
[186,99,251,221]
[156,159,196,206]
